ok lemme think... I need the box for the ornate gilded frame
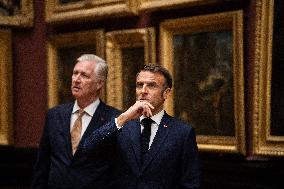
[45,0,138,24]
[137,0,219,12]
[0,29,13,145]
[252,0,284,156]
[47,29,105,108]
[0,0,33,27]
[106,28,156,110]
[160,11,245,154]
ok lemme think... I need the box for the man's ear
[96,80,105,91]
[163,88,171,100]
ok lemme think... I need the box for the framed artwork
[137,0,222,12]
[45,0,138,24]
[47,29,105,108]
[0,0,33,27]
[0,29,13,145]
[160,11,245,154]
[252,0,284,156]
[106,28,156,111]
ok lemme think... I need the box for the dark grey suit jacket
[31,101,120,189]
[84,112,200,189]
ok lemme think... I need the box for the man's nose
[141,85,148,93]
[73,74,81,82]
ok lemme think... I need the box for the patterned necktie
[71,109,85,155]
[141,118,153,162]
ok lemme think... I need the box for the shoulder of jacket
[48,102,73,113]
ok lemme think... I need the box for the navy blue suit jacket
[84,112,200,189]
[31,101,120,189]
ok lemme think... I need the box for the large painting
[45,0,138,24]
[253,0,284,156]
[0,29,13,145]
[137,0,221,12]
[0,0,33,27]
[106,28,156,111]
[47,30,105,108]
[160,11,245,154]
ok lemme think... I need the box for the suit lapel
[126,120,142,168]
[74,101,108,156]
[59,103,74,159]
[141,113,171,173]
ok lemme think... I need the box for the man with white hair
[31,54,120,189]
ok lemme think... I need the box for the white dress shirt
[140,110,165,149]
[70,98,100,139]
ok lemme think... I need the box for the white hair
[77,54,108,81]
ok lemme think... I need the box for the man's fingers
[146,105,153,117]
[142,104,152,117]
[131,100,154,118]
[138,100,154,110]
[146,102,154,110]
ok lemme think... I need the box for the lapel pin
[164,125,168,128]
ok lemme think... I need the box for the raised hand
[117,100,154,127]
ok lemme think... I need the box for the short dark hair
[138,64,172,89]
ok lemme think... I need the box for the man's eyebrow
[136,81,156,84]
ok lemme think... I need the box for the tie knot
[77,109,85,117]
[141,118,153,128]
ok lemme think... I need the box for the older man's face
[71,61,100,102]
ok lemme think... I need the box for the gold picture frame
[47,29,105,108]
[0,0,33,27]
[160,11,245,154]
[106,28,156,110]
[137,0,219,12]
[0,29,13,145]
[252,0,284,156]
[45,0,138,24]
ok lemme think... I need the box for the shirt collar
[140,109,164,126]
[72,98,100,116]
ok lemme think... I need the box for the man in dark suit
[31,54,120,189]
[85,64,200,189]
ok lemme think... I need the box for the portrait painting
[173,31,234,137]
[253,0,284,156]
[0,29,13,145]
[0,0,20,16]
[106,28,156,110]
[160,11,245,154]
[0,0,33,27]
[138,0,220,12]
[45,0,138,24]
[121,47,145,109]
[270,0,284,137]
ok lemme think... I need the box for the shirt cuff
[115,118,123,129]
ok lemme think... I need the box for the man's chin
[72,92,81,99]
